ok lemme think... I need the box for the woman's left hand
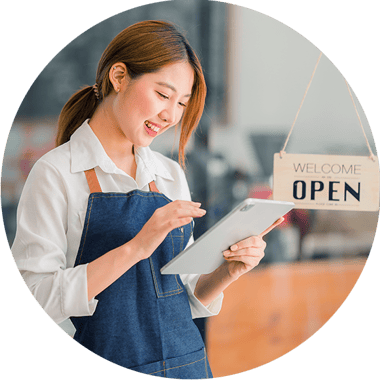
[222,217,284,280]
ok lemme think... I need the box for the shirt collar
[134,146,175,185]
[70,119,174,182]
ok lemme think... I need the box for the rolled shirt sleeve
[11,158,97,324]
[180,273,224,319]
[179,236,224,319]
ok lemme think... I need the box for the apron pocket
[130,348,211,379]
[148,218,194,299]
[149,230,185,298]
[149,255,184,298]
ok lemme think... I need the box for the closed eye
[156,91,169,100]
[157,91,187,108]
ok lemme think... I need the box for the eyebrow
[156,82,191,98]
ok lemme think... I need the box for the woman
[12,21,282,378]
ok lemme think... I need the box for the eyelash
[157,92,187,108]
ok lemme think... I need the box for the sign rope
[279,52,323,157]
[279,51,376,162]
[344,79,376,161]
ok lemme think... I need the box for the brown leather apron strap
[85,168,102,193]
[148,181,160,193]
[85,168,160,194]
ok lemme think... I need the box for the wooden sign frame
[273,153,379,211]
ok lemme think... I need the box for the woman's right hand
[87,200,205,300]
[129,200,206,261]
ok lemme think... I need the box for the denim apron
[71,168,212,378]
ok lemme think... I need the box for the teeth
[145,121,160,132]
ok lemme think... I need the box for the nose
[159,102,177,125]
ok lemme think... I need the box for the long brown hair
[56,20,206,167]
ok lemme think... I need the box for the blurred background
[1,0,378,377]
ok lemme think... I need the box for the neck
[88,99,137,178]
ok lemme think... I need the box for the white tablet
[160,198,294,275]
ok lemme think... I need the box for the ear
[109,62,129,93]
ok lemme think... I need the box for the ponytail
[55,85,98,146]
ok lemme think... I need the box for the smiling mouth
[144,120,161,132]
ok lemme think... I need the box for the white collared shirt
[12,120,222,335]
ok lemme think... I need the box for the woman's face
[112,61,194,148]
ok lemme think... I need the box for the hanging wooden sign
[272,52,379,211]
[273,153,379,211]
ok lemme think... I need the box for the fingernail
[230,244,238,251]
[223,250,230,256]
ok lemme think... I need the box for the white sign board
[273,153,379,211]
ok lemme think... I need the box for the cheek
[136,93,161,118]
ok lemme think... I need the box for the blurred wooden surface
[206,258,366,377]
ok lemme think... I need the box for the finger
[224,247,264,258]
[167,216,195,231]
[224,254,262,266]
[169,207,205,227]
[173,202,206,217]
[171,206,206,218]
[229,236,266,251]
[161,201,206,217]
[171,200,202,209]
[258,217,285,238]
